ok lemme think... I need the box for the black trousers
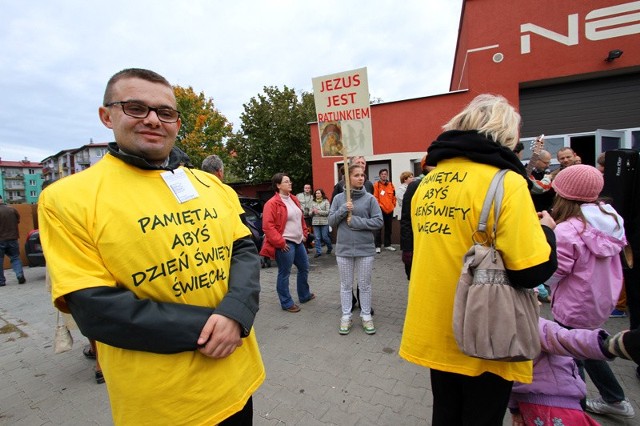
[430,369,513,426]
[623,266,640,375]
[624,266,640,330]
[375,211,394,247]
[219,396,253,426]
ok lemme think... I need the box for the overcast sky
[0,0,462,163]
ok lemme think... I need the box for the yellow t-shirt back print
[400,159,550,384]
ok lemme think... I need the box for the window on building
[29,168,35,174]
[29,179,36,185]
[30,191,37,197]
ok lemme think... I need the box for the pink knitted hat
[552,164,603,202]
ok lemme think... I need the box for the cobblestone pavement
[1,249,638,425]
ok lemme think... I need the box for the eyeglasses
[281,180,292,184]
[105,101,181,123]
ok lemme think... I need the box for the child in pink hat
[548,164,634,419]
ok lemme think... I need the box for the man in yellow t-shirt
[38,68,264,426]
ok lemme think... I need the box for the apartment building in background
[40,141,109,182]
[0,158,43,204]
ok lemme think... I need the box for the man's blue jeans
[275,241,312,309]
[313,225,333,255]
[0,240,24,284]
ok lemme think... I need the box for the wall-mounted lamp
[605,49,623,62]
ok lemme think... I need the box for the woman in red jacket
[260,173,315,312]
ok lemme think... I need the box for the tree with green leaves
[227,86,316,189]
[173,86,234,170]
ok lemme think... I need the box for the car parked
[238,197,271,268]
[240,202,263,239]
[238,196,264,216]
[25,229,46,267]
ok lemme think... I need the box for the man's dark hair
[379,168,388,175]
[103,68,172,105]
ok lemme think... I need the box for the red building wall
[455,0,640,95]
[310,0,640,195]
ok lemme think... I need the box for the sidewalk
[1,250,638,425]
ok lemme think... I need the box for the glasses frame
[105,101,181,123]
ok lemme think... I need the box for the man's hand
[197,314,243,359]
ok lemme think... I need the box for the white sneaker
[375,247,381,253]
[362,318,376,334]
[586,397,635,418]
[339,318,352,335]
[384,246,396,251]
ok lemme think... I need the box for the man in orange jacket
[373,169,397,253]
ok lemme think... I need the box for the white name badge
[161,169,199,203]
[380,190,386,196]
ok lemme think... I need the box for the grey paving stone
[1,250,639,425]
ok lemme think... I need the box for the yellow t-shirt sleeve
[496,172,551,271]
[219,182,250,241]
[38,192,117,312]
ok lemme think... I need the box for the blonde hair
[443,94,521,149]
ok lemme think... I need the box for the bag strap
[477,169,508,234]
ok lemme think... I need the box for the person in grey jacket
[329,164,383,335]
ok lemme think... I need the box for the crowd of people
[17,68,638,425]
